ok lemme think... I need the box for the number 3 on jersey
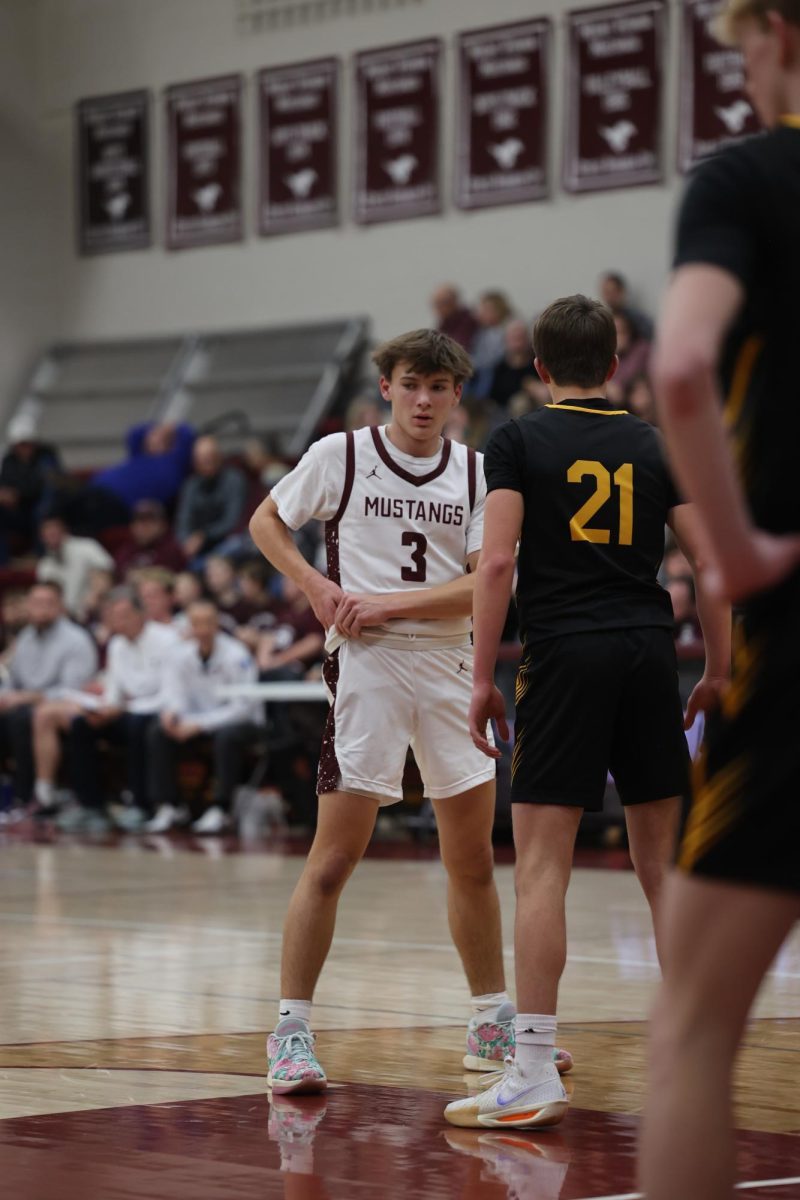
[568,460,633,545]
[401,531,428,582]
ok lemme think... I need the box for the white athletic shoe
[191,805,229,835]
[144,803,187,834]
[444,1061,568,1129]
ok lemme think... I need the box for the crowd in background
[0,271,699,834]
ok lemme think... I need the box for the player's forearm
[249,501,321,595]
[657,364,755,579]
[379,573,475,621]
[694,577,732,679]
[472,553,516,684]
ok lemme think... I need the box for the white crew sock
[514,1013,557,1077]
[34,780,55,808]
[277,998,312,1028]
[471,991,514,1026]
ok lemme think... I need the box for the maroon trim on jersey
[325,521,340,585]
[467,447,476,512]
[317,649,341,796]
[369,425,452,486]
[331,430,355,524]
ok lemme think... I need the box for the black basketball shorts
[511,627,690,812]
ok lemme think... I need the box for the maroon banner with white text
[678,0,760,170]
[564,0,666,193]
[258,58,339,236]
[77,90,150,255]
[455,20,550,210]
[353,40,441,225]
[166,75,243,250]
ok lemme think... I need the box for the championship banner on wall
[166,75,243,250]
[258,58,339,236]
[77,90,150,255]
[455,20,550,210]
[678,0,759,170]
[353,39,442,225]
[564,0,666,193]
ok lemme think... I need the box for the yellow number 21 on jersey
[567,460,633,545]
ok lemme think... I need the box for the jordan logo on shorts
[457,661,468,675]
[366,466,381,480]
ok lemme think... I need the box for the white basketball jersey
[270,425,485,642]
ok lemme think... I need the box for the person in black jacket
[0,414,61,561]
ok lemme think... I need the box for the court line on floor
[576,1177,800,1200]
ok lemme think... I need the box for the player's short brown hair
[532,295,617,389]
[372,329,474,386]
[717,0,800,41]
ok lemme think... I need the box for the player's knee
[444,847,495,890]
[307,850,358,897]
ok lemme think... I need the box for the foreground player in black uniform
[444,295,730,1130]
[640,2,800,1196]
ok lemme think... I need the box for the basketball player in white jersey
[250,329,571,1093]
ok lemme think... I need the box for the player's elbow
[479,550,517,580]
[653,345,717,421]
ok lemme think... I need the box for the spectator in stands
[0,582,97,805]
[598,271,654,340]
[257,576,324,680]
[607,313,651,407]
[430,284,479,351]
[345,394,383,432]
[489,319,549,410]
[204,555,248,623]
[466,291,514,398]
[57,587,180,833]
[0,414,61,563]
[628,374,657,424]
[133,568,177,626]
[243,435,289,491]
[114,499,186,579]
[668,576,702,646]
[36,515,114,620]
[234,561,277,653]
[175,436,246,565]
[81,567,115,647]
[145,599,263,835]
[0,589,27,662]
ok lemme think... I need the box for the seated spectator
[430,284,479,351]
[0,414,61,562]
[36,515,114,619]
[257,577,324,680]
[0,582,97,805]
[668,576,702,645]
[56,423,195,534]
[607,313,651,407]
[56,587,181,833]
[628,374,657,424]
[204,554,250,623]
[0,589,28,665]
[345,395,384,432]
[146,600,264,835]
[175,436,246,565]
[466,291,514,397]
[242,435,289,491]
[488,319,548,410]
[133,568,177,626]
[598,271,654,340]
[114,499,186,579]
[234,562,277,653]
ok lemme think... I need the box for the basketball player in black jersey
[640,1,800,1195]
[444,295,731,1130]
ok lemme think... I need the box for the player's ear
[378,374,392,403]
[606,354,620,383]
[453,383,463,405]
[534,356,551,385]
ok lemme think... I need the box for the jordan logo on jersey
[366,466,381,480]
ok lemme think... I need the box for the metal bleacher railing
[8,317,370,467]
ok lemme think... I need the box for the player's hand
[334,593,387,639]
[684,674,728,730]
[704,531,800,603]
[306,575,344,632]
[468,681,508,760]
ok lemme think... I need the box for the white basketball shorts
[318,639,496,804]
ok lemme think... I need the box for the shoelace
[478,1054,515,1090]
[275,1030,317,1061]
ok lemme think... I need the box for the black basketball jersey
[484,399,681,644]
[674,119,800,624]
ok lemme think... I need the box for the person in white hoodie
[145,599,263,834]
